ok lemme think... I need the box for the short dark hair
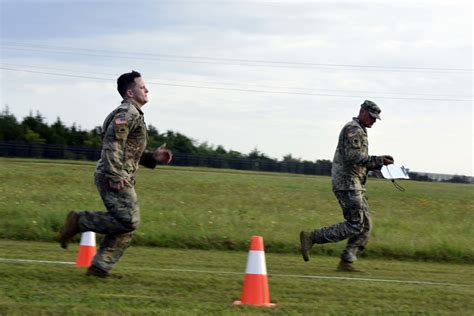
[117,70,142,97]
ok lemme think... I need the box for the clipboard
[381,165,410,179]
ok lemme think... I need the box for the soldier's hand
[109,179,129,190]
[382,155,394,165]
[153,143,173,164]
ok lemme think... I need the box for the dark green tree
[162,131,198,154]
[50,117,68,145]
[282,153,301,162]
[21,111,51,143]
[146,124,168,150]
[0,106,25,141]
[215,145,227,156]
[247,147,275,161]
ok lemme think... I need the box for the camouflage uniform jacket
[331,118,384,191]
[95,99,157,183]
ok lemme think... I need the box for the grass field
[0,158,473,314]
[0,240,473,315]
[0,158,472,262]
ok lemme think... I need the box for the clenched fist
[381,155,394,165]
[153,143,173,164]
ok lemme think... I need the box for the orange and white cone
[75,231,96,267]
[234,235,275,307]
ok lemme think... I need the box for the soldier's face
[129,77,149,106]
[360,109,377,128]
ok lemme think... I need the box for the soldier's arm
[101,110,134,182]
[139,144,173,168]
[366,156,385,170]
[139,151,158,169]
[344,127,384,170]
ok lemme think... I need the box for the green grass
[1,159,473,314]
[0,158,473,262]
[0,239,472,315]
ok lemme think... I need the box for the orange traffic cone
[234,235,275,307]
[76,231,96,267]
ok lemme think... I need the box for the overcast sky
[1,0,472,176]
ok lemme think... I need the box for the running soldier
[300,100,394,272]
[59,70,172,278]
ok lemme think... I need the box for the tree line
[0,107,331,167]
[1,107,472,183]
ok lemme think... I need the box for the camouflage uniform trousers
[313,190,372,263]
[77,172,140,272]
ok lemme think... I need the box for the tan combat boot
[86,265,123,279]
[337,260,362,272]
[59,211,79,249]
[86,265,109,278]
[299,231,315,262]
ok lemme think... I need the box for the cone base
[233,300,275,307]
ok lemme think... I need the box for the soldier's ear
[125,89,134,98]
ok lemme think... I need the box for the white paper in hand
[381,165,410,179]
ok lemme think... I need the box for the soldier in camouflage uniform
[59,71,172,278]
[300,100,394,272]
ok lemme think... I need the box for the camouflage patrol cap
[361,100,381,120]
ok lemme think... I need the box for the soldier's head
[358,100,381,128]
[117,71,149,106]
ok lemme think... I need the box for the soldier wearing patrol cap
[300,100,394,272]
[59,70,173,278]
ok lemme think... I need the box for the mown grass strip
[0,240,473,315]
[3,256,469,288]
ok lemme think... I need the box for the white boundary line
[0,258,75,265]
[272,273,471,287]
[0,257,472,288]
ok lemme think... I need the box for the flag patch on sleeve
[115,117,127,125]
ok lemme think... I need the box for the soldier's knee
[130,220,140,231]
[120,209,140,232]
[115,217,139,233]
[120,221,138,233]
[118,233,133,248]
[130,207,140,231]
[348,221,364,234]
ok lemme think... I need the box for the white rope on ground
[137,267,473,288]
[0,257,471,288]
[0,258,75,265]
[98,294,155,299]
[271,273,471,287]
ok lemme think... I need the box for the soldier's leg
[340,192,371,263]
[82,174,140,274]
[313,190,365,244]
[91,232,133,273]
[60,174,140,250]
[77,173,140,235]
[300,190,365,262]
